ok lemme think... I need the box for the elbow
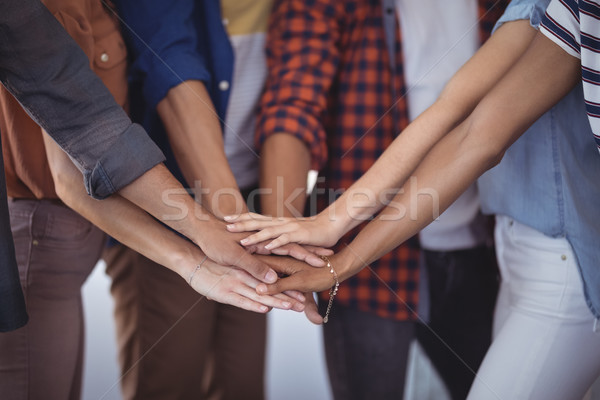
[461,114,509,175]
[48,161,82,208]
[52,169,75,205]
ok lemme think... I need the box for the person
[0,0,165,333]
[107,1,326,399]
[0,1,308,398]
[245,0,504,398]
[229,0,600,398]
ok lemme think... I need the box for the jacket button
[219,80,230,91]
[100,53,109,63]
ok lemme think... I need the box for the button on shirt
[257,0,508,320]
[480,0,600,318]
[0,0,165,331]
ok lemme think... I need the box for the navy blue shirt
[116,0,234,186]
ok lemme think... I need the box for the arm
[256,0,342,218]
[42,132,304,313]
[156,80,245,218]
[256,31,582,294]
[227,19,539,247]
[0,0,165,200]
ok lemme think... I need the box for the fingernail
[226,224,234,230]
[264,242,273,250]
[223,215,234,221]
[240,238,249,245]
[265,270,277,283]
[297,294,306,302]
[283,302,292,309]
[257,284,268,294]
[260,306,269,312]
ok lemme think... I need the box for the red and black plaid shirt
[257,0,508,320]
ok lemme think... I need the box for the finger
[274,292,305,312]
[239,227,295,247]
[224,212,272,222]
[236,284,297,311]
[303,245,335,256]
[226,293,271,313]
[271,244,326,267]
[231,251,278,283]
[283,290,306,303]
[303,293,324,325]
[223,212,269,222]
[256,274,308,295]
[226,218,286,233]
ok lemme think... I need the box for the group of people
[0,0,599,400]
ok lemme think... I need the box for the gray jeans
[320,302,415,400]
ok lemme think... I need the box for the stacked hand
[185,210,338,323]
[224,212,342,250]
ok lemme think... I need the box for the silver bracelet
[188,255,209,286]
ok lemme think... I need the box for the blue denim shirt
[478,0,600,318]
[116,0,233,186]
[0,0,165,331]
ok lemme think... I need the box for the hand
[225,212,343,250]
[191,213,280,284]
[190,258,307,313]
[302,292,324,325]
[247,241,333,267]
[254,254,337,296]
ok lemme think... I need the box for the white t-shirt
[396,0,487,250]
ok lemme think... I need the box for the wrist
[329,248,361,283]
[166,243,201,281]
[316,210,348,242]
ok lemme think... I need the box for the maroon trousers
[104,243,267,400]
[0,199,106,400]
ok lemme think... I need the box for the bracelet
[320,255,339,323]
[188,255,209,286]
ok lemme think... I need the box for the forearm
[335,32,581,280]
[323,20,538,236]
[44,134,199,279]
[157,80,245,217]
[260,134,311,217]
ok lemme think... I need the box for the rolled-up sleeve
[492,0,552,34]
[256,0,342,171]
[116,0,211,109]
[0,0,165,199]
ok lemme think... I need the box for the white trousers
[467,216,600,400]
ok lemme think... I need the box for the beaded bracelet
[320,255,340,323]
[188,255,209,286]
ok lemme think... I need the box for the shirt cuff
[256,106,327,171]
[492,0,551,34]
[84,123,166,199]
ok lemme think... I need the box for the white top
[220,0,273,190]
[223,32,266,190]
[396,0,487,250]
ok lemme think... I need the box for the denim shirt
[0,0,165,331]
[116,0,233,186]
[478,0,600,318]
